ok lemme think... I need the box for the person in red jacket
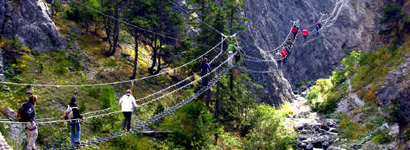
[276,47,289,69]
[291,25,299,39]
[302,29,309,42]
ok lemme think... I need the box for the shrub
[338,113,367,140]
[331,70,347,85]
[246,105,297,149]
[52,0,63,15]
[101,86,117,109]
[372,130,392,144]
[318,92,340,114]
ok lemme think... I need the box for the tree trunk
[229,8,234,34]
[149,34,158,75]
[201,0,205,21]
[86,22,89,34]
[131,30,139,79]
[214,81,221,145]
[103,0,120,57]
[111,3,120,56]
[230,69,234,102]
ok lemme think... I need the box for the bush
[331,70,347,85]
[52,0,63,15]
[318,92,340,114]
[338,113,367,140]
[372,130,392,144]
[101,86,117,109]
[246,105,297,149]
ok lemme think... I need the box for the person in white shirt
[119,89,138,132]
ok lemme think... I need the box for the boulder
[1,0,65,52]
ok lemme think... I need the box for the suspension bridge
[0,0,348,149]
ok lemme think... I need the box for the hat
[126,89,132,94]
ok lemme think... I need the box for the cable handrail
[0,37,229,87]
[0,51,235,125]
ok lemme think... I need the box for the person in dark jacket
[25,95,38,150]
[200,58,212,86]
[199,58,212,108]
[316,21,322,36]
[69,97,83,145]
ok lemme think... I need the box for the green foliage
[67,0,101,28]
[379,2,406,24]
[307,77,346,114]
[372,130,392,144]
[245,105,297,149]
[52,0,63,15]
[218,72,258,130]
[338,113,367,140]
[342,50,362,75]
[158,101,215,149]
[307,50,363,114]
[103,57,118,67]
[351,44,408,93]
[101,86,118,108]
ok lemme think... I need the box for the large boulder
[1,0,65,52]
[239,0,383,105]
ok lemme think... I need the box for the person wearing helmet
[291,25,299,39]
[302,29,309,42]
[286,37,294,48]
[276,47,289,69]
[228,42,240,64]
[316,22,322,36]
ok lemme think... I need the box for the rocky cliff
[0,0,65,52]
[239,0,383,104]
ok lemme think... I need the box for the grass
[351,41,410,96]
[338,113,367,140]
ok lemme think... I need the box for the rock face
[0,132,12,150]
[0,0,64,52]
[239,0,382,103]
[377,55,410,130]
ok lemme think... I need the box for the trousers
[25,122,38,150]
[70,122,81,144]
[122,112,132,131]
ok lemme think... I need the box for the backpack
[64,105,74,122]
[17,103,28,122]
